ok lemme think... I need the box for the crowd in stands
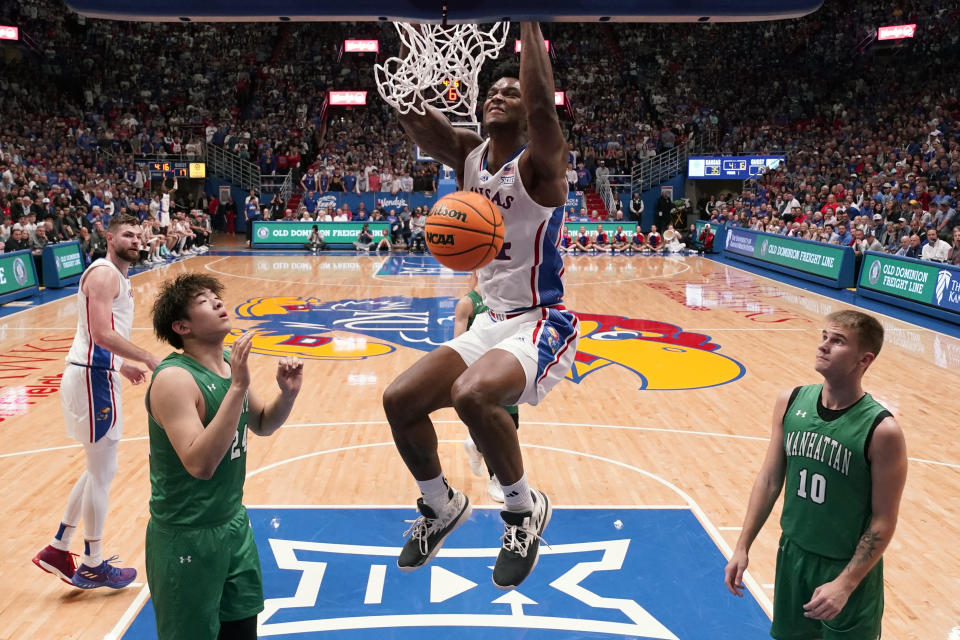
[1,0,959,263]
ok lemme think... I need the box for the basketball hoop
[374,22,510,125]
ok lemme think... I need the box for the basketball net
[374,22,510,125]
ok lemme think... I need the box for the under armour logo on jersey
[206,383,217,391]
[179,556,192,564]
[795,410,807,418]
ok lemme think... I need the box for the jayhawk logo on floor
[231,296,744,389]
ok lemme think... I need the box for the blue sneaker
[71,556,137,589]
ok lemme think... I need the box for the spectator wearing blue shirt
[300,167,318,192]
[303,190,319,214]
[343,172,357,194]
[244,196,260,243]
[575,162,591,190]
[831,223,853,246]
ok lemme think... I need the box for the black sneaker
[492,489,552,590]
[397,488,471,572]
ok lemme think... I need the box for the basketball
[425,191,504,271]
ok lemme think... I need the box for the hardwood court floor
[0,250,957,639]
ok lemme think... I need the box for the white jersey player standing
[382,22,578,590]
[160,177,177,232]
[33,214,161,589]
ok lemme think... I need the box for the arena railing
[206,143,261,192]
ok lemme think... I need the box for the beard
[115,246,140,263]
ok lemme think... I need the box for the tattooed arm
[802,416,908,621]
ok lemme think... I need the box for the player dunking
[146,274,303,639]
[454,272,520,504]
[724,310,907,639]
[33,214,161,589]
[382,22,578,590]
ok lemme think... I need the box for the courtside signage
[251,221,389,247]
[859,252,960,315]
[0,249,39,303]
[0,251,37,294]
[52,243,84,278]
[329,91,368,106]
[726,229,843,279]
[723,228,854,287]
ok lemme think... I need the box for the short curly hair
[152,273,225,349]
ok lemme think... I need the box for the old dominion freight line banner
[858,252,960,323]
[252,222,391,248]
[0,249,39,305]
[722,227,855,288]
[42,241,85,288]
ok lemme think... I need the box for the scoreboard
[687,156,785,180]
[146,161,206,179]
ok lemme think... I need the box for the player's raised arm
[397,104,482,178]
[389,29,482,176]
[517,22,567,203]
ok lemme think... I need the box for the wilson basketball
[425,191,504,271]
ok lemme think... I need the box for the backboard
[65,0,823,23]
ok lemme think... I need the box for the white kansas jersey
[65,258,134,370]
[464,140,565,313]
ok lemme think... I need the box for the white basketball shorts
[446,305,579,406]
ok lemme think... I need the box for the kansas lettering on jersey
[65,258,134,371]
[780,384,890,559]
[464,140,564,313]
[146,352,249,528]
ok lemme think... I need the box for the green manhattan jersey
[146,351,249,528]
[780,384,890,560]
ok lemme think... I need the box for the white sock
[51,523,77,552]
[52,472,88,550]
[83,538,102,567]
[501,474,534,512]
[416,475,451,514]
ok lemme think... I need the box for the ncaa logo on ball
[12,257,27,286]
[868,260,881,285]
[257,227,270,239]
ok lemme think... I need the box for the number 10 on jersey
[797,468,826,504]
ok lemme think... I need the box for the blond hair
[825,310,884,357]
